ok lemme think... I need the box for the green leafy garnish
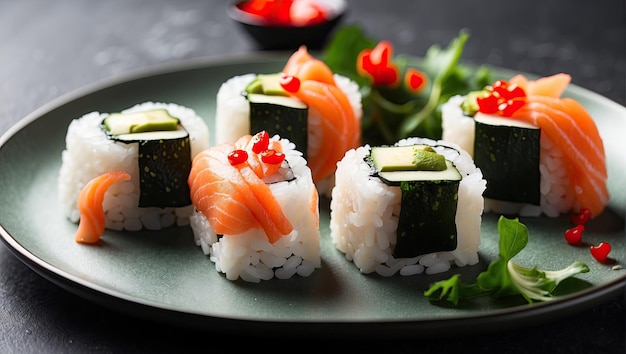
[424,216,590,305]
[322,25,491,145]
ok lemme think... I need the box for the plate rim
[1,52,625,337]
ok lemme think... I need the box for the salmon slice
[509,73,571,98]
[282,46,336,85]
[280,46,361,182]
[188,139,293,243]
[75,171,131,244]
[235,162,294,242]
[189,147,260,236]
[234,134,283,178]
[286,79,359,182]
[511,91,609,216]
[282,45,313,73]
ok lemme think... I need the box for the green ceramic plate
[1,53,624,338]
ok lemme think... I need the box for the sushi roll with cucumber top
[442,73,609,218]
[188,131,321,282]
[58,102,210,231]
[214,45,362,196]
[330,138,486,276]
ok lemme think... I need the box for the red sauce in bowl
[236,0,331,27]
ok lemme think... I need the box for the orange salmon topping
[75,171,131,244]
[508,74,609,216]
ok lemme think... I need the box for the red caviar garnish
[570,208,592,225]
[590,242,611,263]
[357,40,400,87]
[404,67,427,93]
[228,149,248,165]
[280,73,300,93]
[251,130,270,154]
[260,149,286,164]
[564,224,584,245]
[477,79,526,117]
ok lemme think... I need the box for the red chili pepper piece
[590,242,611,263]
[356,40,400,87]
[280,73,300,93]
[564,224,584,245]
[228,149,248,165]
[404,67,427,93]
[570,208,592,225]
[260,149,285,164]
[251,130,270,154]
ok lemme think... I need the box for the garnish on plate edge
[424,216,590,306]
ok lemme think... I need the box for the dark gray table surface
[1,1,625,352]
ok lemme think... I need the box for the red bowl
[227,0,347,50]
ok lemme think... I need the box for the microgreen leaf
[424,216,591,306]
[497,216,528,261]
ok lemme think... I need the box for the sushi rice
[330,137,486,276]
[58,102,210,231]
[189,136,321,283]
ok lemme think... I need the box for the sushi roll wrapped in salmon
[214,46,362,196]
[330,137,486,276]
[58,102,210,231]
[188,131,321,282]
[442,73,609,218]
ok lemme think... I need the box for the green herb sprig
[424,216,590,305]
[322,25,491,145]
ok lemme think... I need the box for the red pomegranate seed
[227,149,248,165]
[260,149,285,164]
[501,99,525,116]
[570,208,592,225]
[564,224,584,245]
[251,131,270,154]
[280,73,300,93]
[590,242,611,263]
[477,94,499,114]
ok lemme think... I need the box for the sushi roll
[58,102,210,231]
[442,73,609,218]
[188,131,321,282]
[214,46,362,196]
[330,137,486,276]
